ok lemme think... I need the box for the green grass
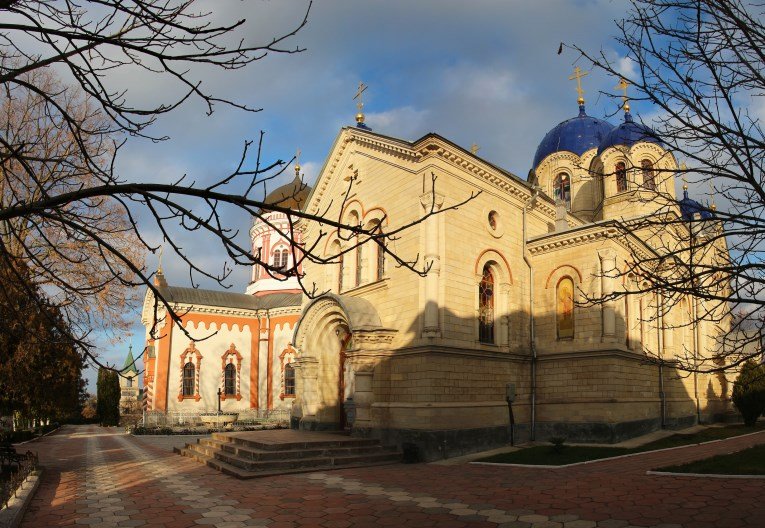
[657,443,765,475]
[477,423,765,466]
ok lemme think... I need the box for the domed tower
[596,85,678,221]
[530,69,614,222]
[246,163,312,296]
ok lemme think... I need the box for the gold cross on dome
[615,78,630,111]
[568,66,589,105]
[353,82,368,112]
[157,243,164,274]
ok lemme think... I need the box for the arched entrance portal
[291,294,395,431]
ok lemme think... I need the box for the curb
[0,469,43,528]
[470,429,765,469]
[14,426,61,446]
[646,470,765,479]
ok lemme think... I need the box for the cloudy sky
[92,0,644,385]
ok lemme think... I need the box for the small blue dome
[597,112,664,154]
[532,105,614,169]
[678,189,714,221]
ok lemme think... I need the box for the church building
[141,75,731,460]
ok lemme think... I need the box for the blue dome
[532,105,614,169]
[678,189,714,221]
[597,111,664,154]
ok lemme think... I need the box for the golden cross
[615,78,630,111]
[470,143,480,155]
[568,66,589,104]
[680,162,688,190]
[296,148,301,164]
[353,82,368,112]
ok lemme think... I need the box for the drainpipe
[657,297,666,428]
[522,188,538,441]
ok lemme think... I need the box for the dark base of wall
[295,418,342,432]
[351,413,710,461]
[534,414,701,444]
[353,425,519,462]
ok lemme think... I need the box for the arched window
[284,363,296,397]
[479,264,495,344]
[615,162,627,192]
[224,363,236,396]
[377,241,385,281]
[337,253,344,292]
[557,277,575,339]
[355,238,363,287]
[488,211,498,230]
[182,362,195,397]
[553,173,571,209]
[641,159,655,190]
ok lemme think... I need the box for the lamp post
[217,387,222,413]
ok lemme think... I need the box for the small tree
[96,368,120,426]
[732,361,765,427]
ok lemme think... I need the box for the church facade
[142,93,731,460]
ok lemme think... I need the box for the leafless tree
[575,0,765,372]
[0,1,473,368]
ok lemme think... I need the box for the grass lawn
[477,423,765,466]
[656,443,765,475]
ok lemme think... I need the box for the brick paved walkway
[19,425,765,528]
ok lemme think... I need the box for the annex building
[141,85,731,460]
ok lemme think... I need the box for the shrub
[732,360,765,426]
[549,436,567,453]
[96,368,120,426]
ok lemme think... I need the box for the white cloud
[365,106,430,140]
[616,56,637,79]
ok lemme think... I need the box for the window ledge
[342,277,389,296]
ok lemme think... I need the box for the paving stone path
[18,425,765,528]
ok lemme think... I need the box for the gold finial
[353,81,368,124]
[157,244,164,274]
[294,148,301,178]
[709,180,716,211]
[569,66,589,106]
[615,78,630,112]
[470,143,480,155]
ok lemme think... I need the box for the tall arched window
[338,253,344,292]
[615,162,627,192]
[224,363,236,396]
[553,172,571,210]
[284,363,296,397]
[182,362,195,397]
[479,264,495,344]
[557,277,575,339]
[641,159,655,190]
[355,239,363,287]
[377,241,385,281]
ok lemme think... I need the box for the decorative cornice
[306,129,558,221]
[527,223,654,261]
[528,225,619,255]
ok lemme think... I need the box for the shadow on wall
[290,300,732,462]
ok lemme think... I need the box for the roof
[532,105,614,168]
[121,346,138,374]
[157,285,301,311]
[264,175,312,211]
[678,189,714,221]
[597,111,664,154]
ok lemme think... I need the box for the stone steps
[176,431,401,479]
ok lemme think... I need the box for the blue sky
[88,0,645,387]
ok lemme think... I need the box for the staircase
[175,430,401,479]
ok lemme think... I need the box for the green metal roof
[121,345,138,375]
